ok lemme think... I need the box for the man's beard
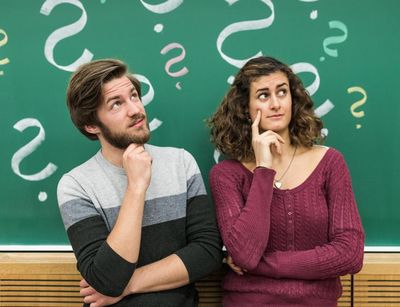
[97,114,150,149]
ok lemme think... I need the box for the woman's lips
[268,114,284,119]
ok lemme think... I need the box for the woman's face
[248,71,292,134]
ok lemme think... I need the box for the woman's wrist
[255,163,271,169]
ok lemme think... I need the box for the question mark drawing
[347,86,367,129]
[321,20,348,61]
[134,74,163,131]
[291,62,334,137]
[40,0,93,72]
[154,23,164,33]
[0,28,10,76]
[217,0,275,84]
[298,0,319,20]
[160,42,189,90]
[11,118,58,202]
[213,149,222,164]
[140,0,183,14]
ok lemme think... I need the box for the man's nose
[127,100,142,116]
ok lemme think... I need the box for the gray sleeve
[57,175,136,296]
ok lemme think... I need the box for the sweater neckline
[94,144,153,176]
[94,150,126,175]
[238,147,332,194]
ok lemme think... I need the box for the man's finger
[80,279,89,288]
[80,287,95,297]
[84,295,95,304]
[124,143,144,156]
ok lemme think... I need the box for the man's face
[94,75,150,149]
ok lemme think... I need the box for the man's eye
[111,102,121,110]
[131,92,139,100]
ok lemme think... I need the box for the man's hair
[208,56,323,162]
[66,59,141,140]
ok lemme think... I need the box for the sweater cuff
[91,241,137,296]
[253,166,276,185]
[254,165,275,174]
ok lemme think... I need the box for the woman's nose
[269,95,281,110]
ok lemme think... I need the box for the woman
[208,56,364,306]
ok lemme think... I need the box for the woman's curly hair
[208,56,323,162]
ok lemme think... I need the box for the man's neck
[100,142,125,168]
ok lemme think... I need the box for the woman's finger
[251,110,261,137]
[274,139,282,155]
[227,256,244,275]
[259,130,285,144]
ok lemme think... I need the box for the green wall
[0,0,399,249]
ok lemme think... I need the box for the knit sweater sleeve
[57,174,136,296]
[249,151,365,280]
[209,162,276,270]
[174,150,223,282]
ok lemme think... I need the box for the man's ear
[84,124,100,135]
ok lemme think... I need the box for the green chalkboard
[0,0,399,250]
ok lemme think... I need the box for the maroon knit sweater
[209,148,364,306]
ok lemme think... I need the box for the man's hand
[123,144,152,192]
[80,279,124,307]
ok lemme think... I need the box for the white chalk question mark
[0,28,10,76]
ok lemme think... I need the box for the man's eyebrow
[105,95,121,104]
[105,85,136,104]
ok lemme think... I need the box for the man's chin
[129,132,151,146]
[104,134,150,149]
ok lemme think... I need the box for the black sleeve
[67,215,136,296]
[174,194,223,282]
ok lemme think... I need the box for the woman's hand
[226,255,247,276]
[251,110,285,168]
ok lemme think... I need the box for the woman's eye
[277,89,287,97]
[258,93,268,100]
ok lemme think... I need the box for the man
[57,59,222,306]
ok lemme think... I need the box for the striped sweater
[57,144,222,306]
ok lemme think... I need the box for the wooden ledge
[0,252,77,275]
[360,253,400,274]
[1,252,400,274]
[1,252,400,306]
